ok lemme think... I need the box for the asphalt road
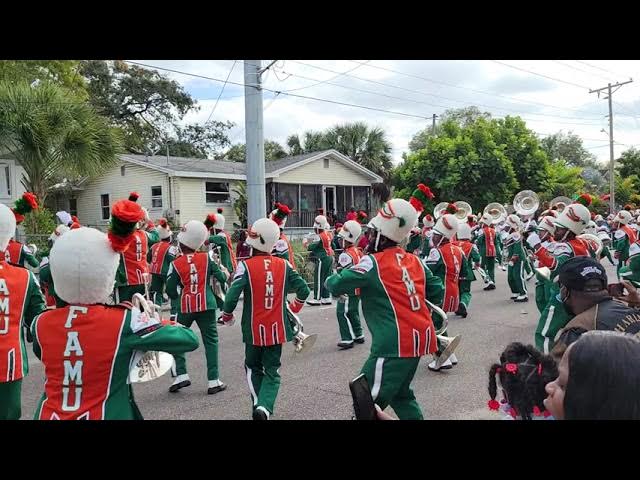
[19,261,619,420]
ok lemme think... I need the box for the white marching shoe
[449,353,459,365]
[428,357,453,372]
[320,298,332,305]
[306,299,321,306]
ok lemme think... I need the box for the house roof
[120,149,383,183]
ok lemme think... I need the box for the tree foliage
[540,131,599,168]
[224,140,288,162]
[163,121,234,158]
[617,147,640,179]
[0,60,87,96]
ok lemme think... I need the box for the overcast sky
[130,60,640,165]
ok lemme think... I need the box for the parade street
[19,262,618,420]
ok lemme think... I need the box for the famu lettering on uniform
[135,235,143,261]
[0,279,9,334]
[396,252,420,311]
[264,258,274,309]
[62,306,87,412]
[187,255,199,294]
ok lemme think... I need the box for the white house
[63,149,383,230]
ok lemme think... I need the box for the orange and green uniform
[222,255,309,417]
[5,240,39,269]
[307,230,334,301]
[0,262,46,420]
[504,232,528,298]
[326,247,444,420]
[115,229,160,302]
[456,239,480,309]
[31,304,198,420]
[166,252,228,383]
[273,231,296,269]
[533,237,592,353]
[336,245,365,344]
[614,225,637,279]
[475,226,500,284]
[208,230,237,273]
[148,240,178,307]
[425,242,467,313]
[38,257,64,308]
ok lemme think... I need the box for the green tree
[286,131,326,156]
[80,60,195,154]
[0,82,121,202]
[163,121,233,158]
[540,131,599,168]
[491,116,549,193]
[614,173,639,207]
[617,147,640,179]
[395,118,518,210]
[540,160,585,201]
[0,60,87,96]
[223,140,288,162]
[232,181,247,228]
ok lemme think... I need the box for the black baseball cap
[557,256,608,292]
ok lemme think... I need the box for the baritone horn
[426,300,462,369]
[483,202,507,225]
[513,190,540,217]
[550,196,572,213]
[453,201,472,223]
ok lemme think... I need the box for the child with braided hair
[487,342,558,420]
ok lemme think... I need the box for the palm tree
[0,81,121,203]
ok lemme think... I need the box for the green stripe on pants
[336,294,363,342]
[535,294,570,354]
[360,355,423,420]
[245,344,282,415]
[173,310,220,381]
[507,261,526,295]
[481,256,496,283]
[313,257,333,300]
[458,280,472,308]
[0,379,22,420]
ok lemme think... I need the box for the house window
[151,185,163,208]
[69,198,78,217]
[121,165,126,176]
[353,186,369,212]
[275,183,298,210]
[0,164,11,197]
[205,182,230,204]
[323,158,329,168]
[100,194,110,220]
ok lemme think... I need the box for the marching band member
[204,208,237,275]
[503,214,529,303]
[356,211,370,251]
[0,203,46,420]
[6,193,40,269]
[425,204,467,371]
[39,224,70,308]
[455,222,480,318]
[533,216,556,314]
[148,218,178,307]
[221,218,310,420]
[611,207,637,280]
[269,203,296,268]
[334,220,365,349]
[526,194,593,353]
[407,184,435,257]
[31,201,199,420]
[114,192,159,302]
[475,213,501,290]
[166,220,229,395]
[419,214,435,258]
[326,198,443,419]
[305,214,334,305]
[406,224,422,254]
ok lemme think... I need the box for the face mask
[559,286,574,315]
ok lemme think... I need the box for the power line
[288,60,603,122]
[278,60,371,93]
[341,60,603,117]
[205,60,237,123]
[551,60,617,83]
[575,60,635,81]
[490,60,591,90]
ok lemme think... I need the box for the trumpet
[426,300,462,370]
[289,308,317,354]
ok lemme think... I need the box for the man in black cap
[550,256,640,361]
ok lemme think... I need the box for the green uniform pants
[116,284,146,303]
[535,292,571,354]
[0,379,22,420]
[245,344,282,415]
[602,245,615,265]
[149,274,166,306]
[173,310,220,381]
[337,294,363,342]
[458,280,472,309]
[535,278,552,314]
[313,256,333,301]
[360,355,423,420]
[480,255,496,283]
[507,260,527,296]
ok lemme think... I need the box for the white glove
[526,232,541,249]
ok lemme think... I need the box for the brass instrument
[208,245,228,302]
[513,190,540,217]
[453,201,472,223]
[289,308,317,354]
[483,203,507,225]
[433,202,450,220]
[426,300,462,369]
[578,233,603,257]
[550,196,572,213]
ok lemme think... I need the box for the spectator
[235,230,252,260]
[487,342,558,420]
[550,256,640,361]
[545,330,640,420]
[300,194,309,211]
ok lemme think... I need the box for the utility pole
[244,60,276,226]
[589,79,633,213]
[432,113,438,135]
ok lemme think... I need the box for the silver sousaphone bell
[289,308,317,354]
[426,300,462,369]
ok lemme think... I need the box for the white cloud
[131,59,640,164]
